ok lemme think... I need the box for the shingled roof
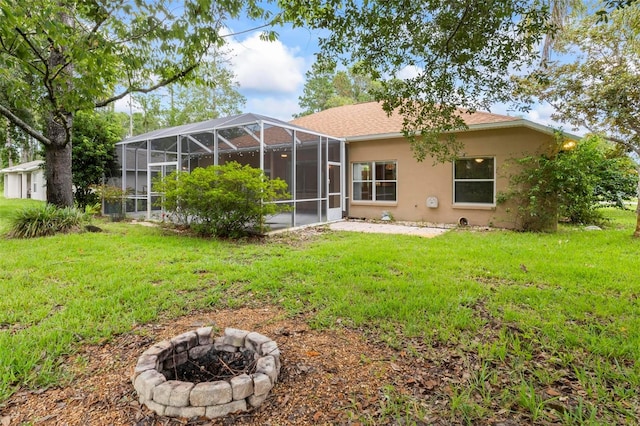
[290,101,521,139]
[0,160,44,173]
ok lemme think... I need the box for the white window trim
[352,160,398,202]
[453,157,496,206]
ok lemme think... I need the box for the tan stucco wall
[347,127,555,228]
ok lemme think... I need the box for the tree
[295,62,334,117]
[118,53,245,136]
[72,110,123,209]
[280,0,552,161]
[596,0,639,20]
[0,74,39,167]
[594,144,638,209]
[295,62,380,117]
[164,56,246,127]
[0,0,273,207]
[132,95,164,136]
[519,3,640,235]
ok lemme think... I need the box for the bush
[92,184,130,219]
[8,204,88,238]
[155,162,290,238]
[500,135,638,231]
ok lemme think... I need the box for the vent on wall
[426,197,438,208]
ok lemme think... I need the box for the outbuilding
[0,160,46,201]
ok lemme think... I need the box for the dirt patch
[0,307,413,425]
[328,220,450,238]
[4,305,623,425]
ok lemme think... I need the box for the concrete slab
[329,221,450,238]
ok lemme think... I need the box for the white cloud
[396,65,422,80]
[112,94,144,114]
[246,97,302,121]
[522,102,556,125]
[491,101,587,136]
[226,33,306,94]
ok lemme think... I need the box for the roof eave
[117,114,343,146]
[465,119,582,140]
[0,161,44,173]
[344,119,581,142]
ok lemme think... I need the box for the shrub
[155,162,290,238]
[499,135,638,231]
[8,204,88,238]
[593,146,638,208]
[92,184,130,219]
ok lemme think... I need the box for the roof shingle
[290,101,519,139]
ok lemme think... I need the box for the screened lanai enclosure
[111,113,345,231]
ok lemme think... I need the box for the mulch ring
[3,305,610,425]
[0,307,420,425]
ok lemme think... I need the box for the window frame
[453,157,496,206]
[352,160,398,203]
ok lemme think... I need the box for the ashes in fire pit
[132,327,281,419]
[164,349,257,383]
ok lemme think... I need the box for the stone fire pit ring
[132,327,281,419]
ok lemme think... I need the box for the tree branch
[14,27,48,67]
[50,58,73,82]
[604,134,639,155]
[0,103,50,145]
[443,0,474,56]
[0,33,19,55]
[15,26,63,116]
[94,63,200,108]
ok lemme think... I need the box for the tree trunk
[43,8,75,208]
[5,118,13,167]
[635,197,640,238]
[635,163,640,238]
[45,114,74,208]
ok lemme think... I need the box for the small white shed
[0,160,46,201]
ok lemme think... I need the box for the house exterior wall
[4,173,23,198]
[30,170,46,201]
[347,127,554,228]
[1,170,46,201]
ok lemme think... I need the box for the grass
[0,195,43,234]
[0,196,639,423]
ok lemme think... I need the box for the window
[353,161,397,201]
[454,157,495,204]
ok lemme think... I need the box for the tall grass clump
[8,204,88,238]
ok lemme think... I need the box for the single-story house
[0,160,46,201]
[291,102,579,229]
[112,104,578,231]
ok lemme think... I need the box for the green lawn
[0,195,43,234]
[0,197,638,423]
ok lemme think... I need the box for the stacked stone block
[132,327,280,419]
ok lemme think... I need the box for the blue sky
[117,8,577,134]
[222,18,322,121]
[221,18,576,133]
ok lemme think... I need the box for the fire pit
[132,327,280,419]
